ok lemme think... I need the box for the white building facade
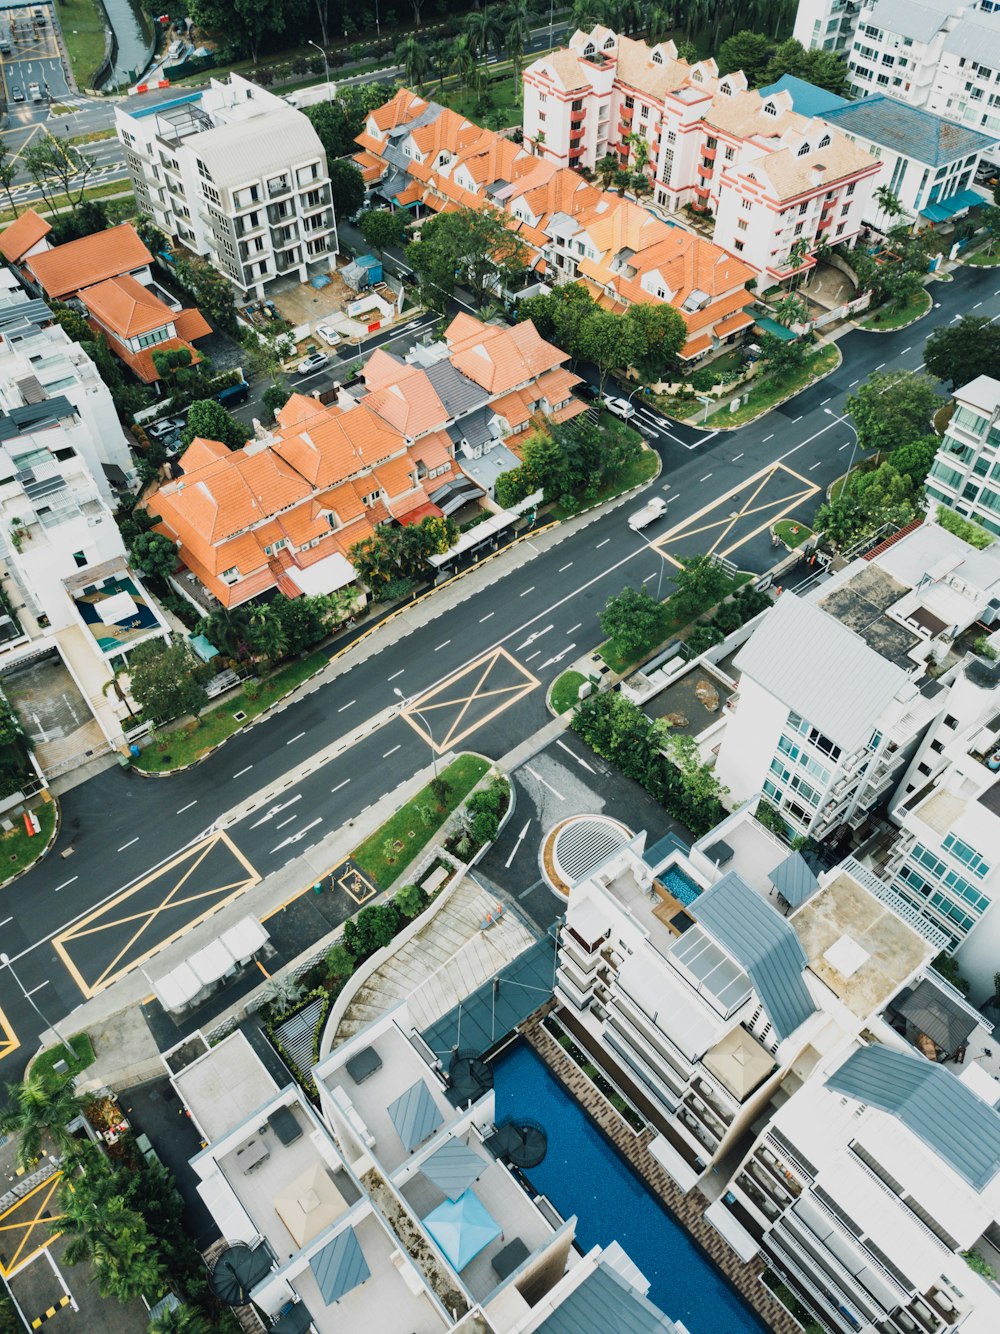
[116,74,338,297]
[794,0,863,52]
[926,374,1000,534]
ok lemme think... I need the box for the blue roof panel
[757,75,849,119]
[309,1226,370,1305]
[824,95,996,168]
[535,1261,680,1333]
[387,1078,444,1152]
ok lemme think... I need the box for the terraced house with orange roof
[523,26,882,290]
[147,313,582,609]
[354,90,755,362]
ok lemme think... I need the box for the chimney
[251,416,266,439]
[811,164,827,189]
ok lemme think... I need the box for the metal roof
[769,851,819,909]
[690,872,815,1041]
[758,75,848,118]
[421,1139,487,1199]
[534,1261,679,1333]
[643,832,689,870]
[892,976,982,1054]
[420,935,557,1061]
[446,405,496,451]
[308,1226,370,1306]
[732,592,908,752]
[864,0,960,44]
[387,1078,444,1152]
[0,395,75,442]
[827,1044,1000,1190]
[825,95,995,168]
[942,12,1000,69]
[424,359,490,417]
[191,108,325,189]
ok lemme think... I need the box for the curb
[699,343,843,433]
[0,795,62,892]
[852,290,934,334]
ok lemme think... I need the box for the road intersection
[0,248,994,1086]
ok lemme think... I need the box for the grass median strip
[58,0,111,89]
[550,670,588,715]
[551,441,658,521]
[352,754,490,889]
[859,289,932,330]
[0,802,56,880]
[705,345,839,429]
[32,1032,95,1081]
[133,652,327,772]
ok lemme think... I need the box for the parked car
[573,382,600,403]
[296,351,329,375]
[11,88,24,103]
[28,83,42,102]
[314,323,342,348]
[602,394,636,420]
[744,343,763,362]
[147,415,186,441]
[0,41,11,55]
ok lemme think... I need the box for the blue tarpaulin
[920,188,984,222]
[423,1189,501,1270]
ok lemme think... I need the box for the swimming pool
[661,865,702,906]
[492,1043,766,1334]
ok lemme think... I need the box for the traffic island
[858,289,933,331]
[0,800,58,888]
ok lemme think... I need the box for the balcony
[703,144,716,162]
[697,161,713,179]
[268,177,292,198]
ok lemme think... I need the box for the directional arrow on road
[270,817,323,856]
[538,643,576,670]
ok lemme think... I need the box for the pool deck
[521,1013,799,1334]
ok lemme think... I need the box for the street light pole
[0,951,76,1063]
[824,407,861,489]
[393,687,438,779]
[307,39,331,100]
[634,527,667,602]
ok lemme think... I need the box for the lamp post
[633,525,668,602]
[393,686,438,779]
[307,39,331,100]
[824,407,861,490]
[0,951,76,1063]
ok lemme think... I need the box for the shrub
[395,883,428,919]
[342,902,401,962]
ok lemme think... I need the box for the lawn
[597,570,750,675]
[965,247,1000,266]
[859,289,932,330]
[352,754,490,889]
[58,0,111,89]
[65,128,117,147]
[133,652,327,772]
[774,518,813,549]
[33,1033,95,1082]
[0,802,56,881]
[437,75,521,128]
[551,437,658,521]
[0,182,134,226]
[705,345,840,429]
[550,670,588,715]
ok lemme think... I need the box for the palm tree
[150,1307,211,1334]
[466,6,505,66]
[773,292,809,328]
[198,606,253,662]
[875,184,907,222]
[395,34,429,89]
[450,31,477,87]
[56,1187,166,1304]
[0,1070,89,1170]
[645,5,673,45]
[262,974,304,1015]
[596,151,620,189]
[246,604,288,665]
[504,0,531,92]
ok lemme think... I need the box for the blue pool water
[492,1043,766,1334]
[662,866,702,906]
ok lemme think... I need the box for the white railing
[841,857,950,951]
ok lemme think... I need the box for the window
[539,93,547,103]
[819,134,831,148]
[572,98,583,111]
[797,143,810,157]
[741,197,752,211]
[734,239,745,251]
[640,103,649,119]
[942,832,990,878]
[625,96,634,109]
[72,551,87,568]
[737,218,748,231]
[652,50,663,64]
[725,145,734,161]
[221,567,239,584]
[794,221,804,234]
[835,222,846,236]
[764,101,777,116]
[799,201,808,215]
[841,202,850,215]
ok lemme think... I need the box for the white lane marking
[286,731,306,745]
[875,363,885,370]
[596,538,610,549]
[25,982,49,997]
[176,801,197,814]
[643,573,655,583]
[337,699,356,712]
[388,669,404,681]
[849,379,859,386]
[556,738,596,772]
[763,434,774,442]
[524,764,564,800]
[383,745,401,757]
[700,472,712,482]
[901,347,911,354]
[839,441,850,450]
[567,623,582,634]
[479,612,494,622]
[820,397,831,405]
[733,452,743,461]
[810,460,823,470]
[331,779,351,793]
[233,765,252,778]
[520,586,536,595]
[558,562,573,572]
[270,816,322,855]
[52,878,77,894]
[791,416,802,423]
[117,837,139,852]
[276,814,297,830]
[505,820,531,869]
[974,301,983,309]
[525,650,541,662]
[435,640,451,650]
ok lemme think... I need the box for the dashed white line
[875,363,885,370]
[387,669,404,681]
[520,586,536,595]
[901,347,911,355]
[974,301,983,309]
[525,650,541,661]
[733,452,743,461]
[839,441,850,450]
[337,699,356,712]
[331,779,351,793]
[479,612,494,622]
[791,416,802,423]
[0,915,11,928]
[763,433,774,442]
[276,814,297,830]
[558,562,573,572]
[810,460,823,470]
[435,640,451,650]
[233,765,252,778]
[525,764,565,800]
[700,472,712,482]
[820,397,831,405]
[286,731,306,745]
[52,878,77,894]
[383,745,401,757]
[567,623,582,634]
[117,837,139,852]
[643,573,655,583]
[849,379,859,386]
[596,538,610,549]
[176,801,197,814]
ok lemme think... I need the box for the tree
[55,1178,166,1303]
[329,159,366,222]
[924,315,1000,389]
[129,531,178,582]
[49,303,92,344]
[149,1306,213,1334]
[324,942,356,985]
[466,5,504,65]
[661,730,728,820]
[172,255,237,334]
[127,640,208,724]
[410,205,528,305]
[888,435,940,488]
[263,383,292,418]
[578,308,640,390]
[395,883,428,919]
[600,585,669,658]
[0,1070,89,1169]
[846,369,939,454]
[0,140,19,219]
[396,34,428,87]
[246,603,288,665]
[23,134,96,214]
[670,555,731,624]
[522,431,573,501]
[181,398,250,451]
[359,208,408,257]
[757,331,807,384]
[272,594,330,655]
[596,151,621,190]
[772,293,808,328]
[343,902,400,960]
[624,301,687,376]
[982,202,1000,256]
[717,30,773,84]
[875,184,907,222]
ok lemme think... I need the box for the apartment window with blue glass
[942,833,990,879]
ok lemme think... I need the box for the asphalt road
[0,261,992,1081]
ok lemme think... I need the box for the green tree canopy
[172,254,238,334]
[359,208,408,256]
[181,398,250,451]
[924,315,1000,389]
[129,531,178,581]
[0,1070,89,1170]
[343,902,400,961]
[329,159,366,221]
[599,585,669,659]
[717,30,773,84]
[846,369,940,453]
[127,640,207,724]
[410,205,529,305]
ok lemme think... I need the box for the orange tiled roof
[714,309,754,337]
[363,364,448,438]
[105,333,202,385]
[371,88,428,132]
[26,223,152,300]
[0,208,51,263]
[273,401,406,488]
[412,431,452,471]
[174,307,213,341]
[551,398,589,424]
[446,315,566,395]
[373,454,417,498]
[679,332,713,360]
[177,437,229,470]
[489,389,534,429]
[80,275,210,341]
[353,150,386,183]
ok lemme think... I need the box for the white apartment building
[170,1023,686,1334]
[716,520,1000,843]
[794,0,863,52]
[0,283,135,501]
[723,1036,1000,1334]
[522,29,880,289]
[116,74,338,297]
[926,374,1000,534]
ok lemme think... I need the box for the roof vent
[824,934,869,979]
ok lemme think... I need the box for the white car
[602,394,636,420]
[147,415,186,440]
[28,83,42,103]
[297,351,329,375]
[314,323,342,348]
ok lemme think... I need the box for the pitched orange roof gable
[0,208,51,263]
[370,88,428,132]
[446,315,567,395]
[80,274,212,341]
[27,223,153,300]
